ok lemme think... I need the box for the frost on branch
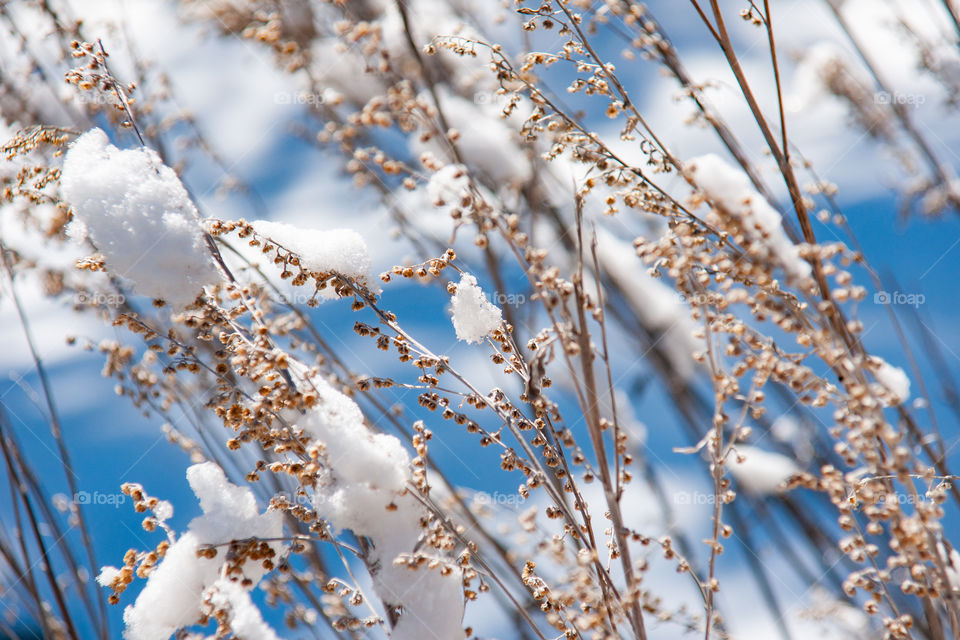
[119,462,283,640]
[449,272,502,344]
[59,128,220,308]
[870,356,911,406]
[290,362,464,639]
[250,219,377,296]
[686,153,812,283]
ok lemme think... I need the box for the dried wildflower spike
[244,219,379,297]
[118,463,284,638]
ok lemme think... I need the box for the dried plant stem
[824,0,960,212]
[0,241,108,639]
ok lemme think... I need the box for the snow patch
[871,357,911,405]
[60,129,220,308]
[728,445,800,495]
[289,362,465,639]
[204,578,281,640]
[96,566,121,588]
[119,462,283,640]
[249,219,378,296]
[450,272,502,344]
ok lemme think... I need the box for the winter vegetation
[3,1,960,639]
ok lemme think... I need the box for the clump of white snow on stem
[686,154,812,283]
[728,445,800,495]
[250,219,378,295]
[120,462,283,640]
[289,361,464,640]
[450,272,502,344]
[95,566,121,588]
[59,128,219,308]
[870,356,911,405]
